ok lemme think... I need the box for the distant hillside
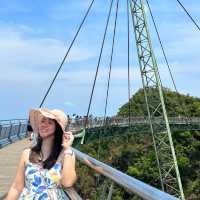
[75,130,200,199]
[118,88,200,117]
[74,87,200,199]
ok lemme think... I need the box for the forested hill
[118,88,200,117]
[75,87,200,199]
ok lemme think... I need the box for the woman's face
[38,116,56,139]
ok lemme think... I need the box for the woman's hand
[62,131,74,150]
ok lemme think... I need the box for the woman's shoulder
[22,147,31,154]
[21,148,31,165]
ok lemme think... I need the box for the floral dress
[18,161,70,200]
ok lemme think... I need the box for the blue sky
[0,0,200,120]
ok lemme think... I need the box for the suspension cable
[84,0,115,128]
[145,0,178,92]
[39,0,95,108]
[146,0,189,117]
[127,0,131,126]
[96,0,119,161]
[103,0,119,125]
[175,0,200,32]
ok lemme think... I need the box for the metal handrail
[0,119,27,122]
[0,148,179,200]
[72,148,179,200]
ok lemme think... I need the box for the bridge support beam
[129,0,185,199]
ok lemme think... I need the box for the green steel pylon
[129,0,185,199]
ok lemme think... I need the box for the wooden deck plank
[0,138,31,196]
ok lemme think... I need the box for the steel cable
[84,0,115,129]
[39,0,96,108]
[146,0,189,118]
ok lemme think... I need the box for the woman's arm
[5,149,29,200]
[61,152,77,188]
[61,131,76,188]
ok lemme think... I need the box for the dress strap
[25,148,32,164]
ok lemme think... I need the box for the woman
[6,108,76,200]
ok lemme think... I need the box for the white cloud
[1,0,200,119]
[0,24,95,82]
[59,66,141,85]
[64,101,76,107]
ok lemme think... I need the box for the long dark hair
[30,120,63,169]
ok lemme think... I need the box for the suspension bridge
[1,0,200,199]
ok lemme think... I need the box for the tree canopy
[74,88,200,199]
[118,88,200,117]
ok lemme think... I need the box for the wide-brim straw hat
[29,108,68,133]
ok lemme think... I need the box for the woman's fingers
[62,131,74,149]
[64,134,70,140]
[63,131,73,140]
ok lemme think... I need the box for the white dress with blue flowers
[18,157,70,199]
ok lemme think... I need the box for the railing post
[0,125,2,138]
[8,121,13,143]
[107,182,114,200]
[17,122,22,138]
[0,125,2,147]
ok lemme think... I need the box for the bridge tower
[129,0,185,199]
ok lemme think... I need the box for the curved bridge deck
[0,138,30,197]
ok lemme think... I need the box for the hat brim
[29,108,64,133]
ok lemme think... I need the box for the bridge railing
[73,148,179,200]
[68,116,200,130]
[1,116,200,148]
[0,146,179,200]
[0,119,28,148]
